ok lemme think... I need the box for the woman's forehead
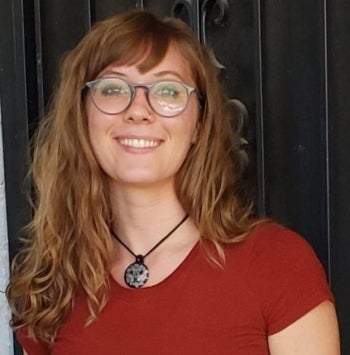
[96,44,195,83]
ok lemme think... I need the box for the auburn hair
[7,9,257,342]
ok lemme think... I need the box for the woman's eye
[100,85,125,96]
[156,85,179,98]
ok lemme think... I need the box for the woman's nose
[122,88,154,123]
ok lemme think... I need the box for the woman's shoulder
[238,222,333,335]
[244,221,317,258]
[222,222,317,269]
[221,221,328,289]
[225,221,331,297]
[248,221,304,241]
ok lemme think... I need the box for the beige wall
[0,110,13,355]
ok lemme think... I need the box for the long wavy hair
[7,9,258,343]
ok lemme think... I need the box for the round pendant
[124,255,149,288]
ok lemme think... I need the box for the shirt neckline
[109,240,201,299]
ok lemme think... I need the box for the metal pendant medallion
[124,255,149,288]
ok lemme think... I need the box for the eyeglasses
[85,77,199,117]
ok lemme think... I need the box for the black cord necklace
[111,215,189,289]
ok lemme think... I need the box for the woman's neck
[109,181,191,253]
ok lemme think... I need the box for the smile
[118,138,161,149]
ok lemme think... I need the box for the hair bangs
[84,16,171,80]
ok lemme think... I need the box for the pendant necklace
[111,214,189,289]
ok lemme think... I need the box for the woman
[7,9,339,354]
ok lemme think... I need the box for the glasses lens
[150,81,188,116]
[90,78,131,114]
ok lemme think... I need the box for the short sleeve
[16,327,50,355]
[249,224,334,335]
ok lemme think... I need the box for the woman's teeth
[118,138,160,148]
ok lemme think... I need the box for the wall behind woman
[0,108,13,355]
[0,0,349,354]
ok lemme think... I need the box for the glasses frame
[85,77,199,118]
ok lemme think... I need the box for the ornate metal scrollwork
[229,99,250,169]
[200,0,229,69]
[171,1,194,30]
[172,0,250,162]
[171,0,228,43]
[200,0,250,162]
[200,0,229,44]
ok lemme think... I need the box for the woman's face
[86,44,200,190]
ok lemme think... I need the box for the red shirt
[18,223,333,354]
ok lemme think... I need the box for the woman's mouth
[118,138,161,149]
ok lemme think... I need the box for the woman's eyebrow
[153,70,185,81]
[99,70,126,77]
[98,69,186,82]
